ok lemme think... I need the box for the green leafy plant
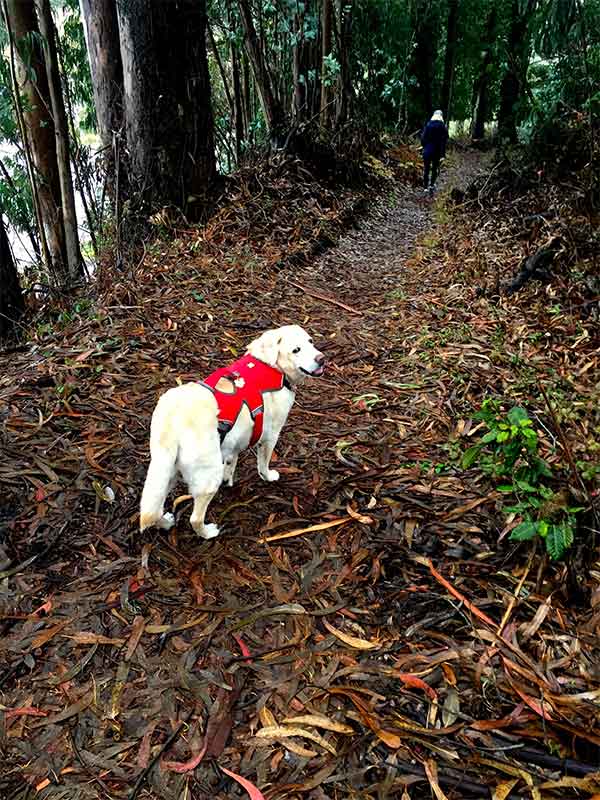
[462,399,581,560]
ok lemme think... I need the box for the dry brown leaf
[255,725,336,754]
[282,713,354,734]
[423,759,449,800]
[492,780,519,800]
[322,620,380,650]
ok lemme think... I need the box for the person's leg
[423,156,431,189]
[431,156,441,187]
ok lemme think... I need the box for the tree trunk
[470,8,496,140]
[36,0,82,279]
[335,0,353,126]
[208,23,234,120]
[292,4,307,120]
[115,0,154,191]
[5,0,68,281]
[440,0,458,121]
[0,208,25,340]
[237,0,286,146]
[231,41,245,162]
[410,0,438,131]
[498,0,536,144]
[320,0,332,126]
[242,51,252,136]
[116,0,216,214]
[78,0,123,151]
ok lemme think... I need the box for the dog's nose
[316,352,325,365]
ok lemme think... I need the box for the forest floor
[1,147,600,800]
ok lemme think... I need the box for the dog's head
[247,325,325,384]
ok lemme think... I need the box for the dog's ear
[247,328,282,366]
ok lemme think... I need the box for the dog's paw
[198,523,220,540]
[159,512,175,530]
[262,468,280,482]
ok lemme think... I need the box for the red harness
[201,353,292,446]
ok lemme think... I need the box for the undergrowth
[463,399,582,560]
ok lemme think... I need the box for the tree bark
[292,3,307,121]
[231,40,245,162]
[208,22,234,120]
[78,0,123,151]
[498,0,536,144]
[0,208,25,340]
[440,0,458,121]
[36,0,82,279]
[470,8,496,140]
[320,0,333,126]
[335,0,353,126]
[116,0,216,213]
[410,0,438,130]
[5,0,68,281]
[242,51,252,136]
[237,0,286,146]
[115,0,154,192]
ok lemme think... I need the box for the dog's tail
[139,443,177,532]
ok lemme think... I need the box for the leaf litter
[0,148,600,798]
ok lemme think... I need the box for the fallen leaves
[322,619,380,650]
[281,713,354,734]
[1,149,600,800]
[220,766,266,800]
[255,724,337,755]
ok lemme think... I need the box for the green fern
[545,522,575,561]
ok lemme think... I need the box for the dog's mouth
[301,364,325,377]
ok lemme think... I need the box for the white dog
[139,325,325,539]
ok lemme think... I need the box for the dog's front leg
[257,437,279,482]
[223,452,239,487]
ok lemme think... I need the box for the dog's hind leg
[179,437,224,540]
[189,490,220,539]
[140,448,177,531]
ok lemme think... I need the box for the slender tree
[440,0,459,120]
[78,0,123,156]
[230,34,246,161]
[36,0,82,279]
[410,0,439,130]
[471,7,496,140]
[320,0,333,125]
[335,0,353,126]
[237,0,286,145]
[4,0,69,281]
[292,2,307,120]
[498,0,537,143]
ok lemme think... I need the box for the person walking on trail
[421,109,448,194]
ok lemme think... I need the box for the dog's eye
[293,347,301,354]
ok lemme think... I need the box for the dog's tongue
[313,365,325,376]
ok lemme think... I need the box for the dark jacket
[421,119,448,160]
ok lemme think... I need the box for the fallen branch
[506,237,561,294]
[261,516,351,542]
[128,716,190,799]
[425,558,497,627]
[287,280,363,315]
